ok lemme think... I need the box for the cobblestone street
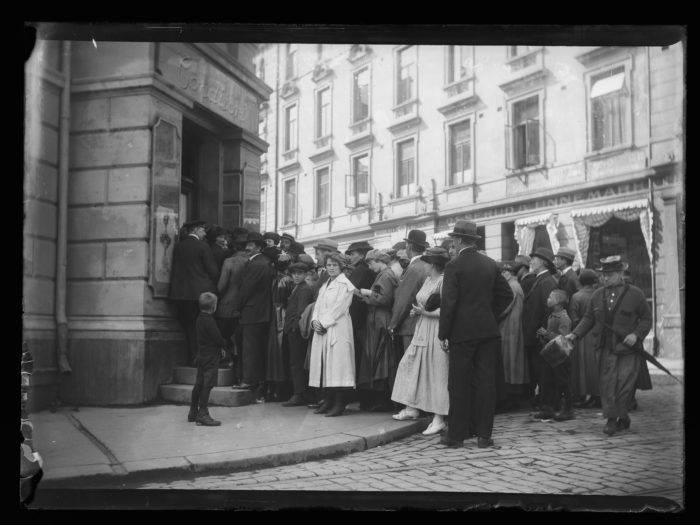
[132,382,683,509]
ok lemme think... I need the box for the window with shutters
[589,65,629,152]
[506,94,542,170]
[448,119,473,186]
[346,153,370,208]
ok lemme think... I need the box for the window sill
[506,47,543,67]
[444,181,474,193]
[505,165,546,177]
[347,205,370,213]
[584,144,634,161]
[388,194,418,205]
[311,215,331,223]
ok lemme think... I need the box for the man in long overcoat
[233,231,273,399]
[169,220,220,364]
[438,220,514,449]
[555,246,580,301]
[513,254,536,296]
[522,247,558,411]
[566,256,652,436]
[345,241,376,386]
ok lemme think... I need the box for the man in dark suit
[438,220,514,449]
[555,246,580,301]
[513,254,536,296]
[206,225,232,271]
[281,261,316,407]
[521,247,558,413]
[389,230,431,360]
[233,231,273,400]
[169,220,221,364]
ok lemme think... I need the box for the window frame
[285,43,298,81]
[394,45,418,107]
[314,84,332,141]
[313,164,332,219]
[445,45,474,86]
[584,58,633,154]
[394,135,418,199]
[506,90,545,171]
[346,151,371,209]
[445,115,475,187]
[351,65,371,125]
[283,101,299,153]
[282,176,298,226]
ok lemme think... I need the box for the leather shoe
[314,397,333,414]
[187,409,197,422]
[477,437,494,448]
[196,414,221,426]
[281,394,306,407]
[603,418,617,436]
[616,416,631,431]
[533,411,555,420]
[439,436,463,448]
[553,410,575,422]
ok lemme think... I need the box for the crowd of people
[169,218,653,446]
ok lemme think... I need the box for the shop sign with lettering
[158,43,259,133]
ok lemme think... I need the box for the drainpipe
[55,41,72,375]
[273,43,280,232]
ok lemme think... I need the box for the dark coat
[389,257,430,336]
[211,244,233,271]
[234,253,273,325]
[195,312,227,356]
[168,235,220,301]
[283,281,314,334]
[438,248,514,343]
[558,268,580,302]
[348,260,375,330]
[522,271,558,349]
[519,272,537,296]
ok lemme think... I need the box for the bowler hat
[313,238,339,253]
[597,255,625,273]
[246,231,266,246]
[555,246,577,262]
[345,241,373,255]
[404,230,430,249]
[447,220,482,239]
[288,261,309,273]
[529,247,555,268]
[263,231,281,244]
[420,247,450,265]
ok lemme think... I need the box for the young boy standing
[534,289,574,422]
[188,292,227,426]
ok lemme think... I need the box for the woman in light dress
[391,247,451,436]
[308,253,357,417]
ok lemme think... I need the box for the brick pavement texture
[132,383,684,510]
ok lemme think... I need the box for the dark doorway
[181,119,220,226]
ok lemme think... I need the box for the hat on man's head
[403,230,430,249]
[288,241,305,255]
[420,247,451,265]
[345,241,373,255]
[183,219,207,230]
[365,249,392,265]
[313,238,339,253]
[281,233,295,243]
[246,231,266,246]
[392,241,406,251]
[447,220,482,240]
[297,253,316,270]
[555,246,577,263]
[597,255,625,273]
[262,231,281,244]
[511,254,531,273]
[530,247,555,267]
[288,261,309,273]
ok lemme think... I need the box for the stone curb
[38,418,430,488]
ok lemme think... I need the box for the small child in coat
[188,292,227,426]
[534,289,574,422]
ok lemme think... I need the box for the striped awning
[570,198,649,217]
[514,212,555,227]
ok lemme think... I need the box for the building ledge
[498,68,549,97]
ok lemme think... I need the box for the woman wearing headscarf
[391,247,451,435]
[356,249,399,411]
[308,252,357,417]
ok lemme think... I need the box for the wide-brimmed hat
[345,241,373,255]
[555,246,577,263]
[313,238,339,253]
[365,249,392,264]
[246,231,266,246]
[288,261,309,273]
[403,230,430,249]
[530,247,555,268]
[262,231,281,244]
[447,220,482,239]
[511,254,531,273]
[420,247,450,265]
[597,255,625,273]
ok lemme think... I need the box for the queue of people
[168,219,653,442]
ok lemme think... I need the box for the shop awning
[433,230,453,242]
[590,72,626,99]
[514,212,555,227]
[570,198,649,218]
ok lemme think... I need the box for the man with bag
[565,256,652,436]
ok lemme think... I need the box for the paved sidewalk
[31,401,429,487]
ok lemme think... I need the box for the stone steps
[159,384,255,407]
[173,367,234,386]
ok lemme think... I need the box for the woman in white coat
[309,252,357,417]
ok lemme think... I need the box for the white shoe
[392,408,419,421]
[422,421,446,436]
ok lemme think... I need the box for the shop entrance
[181,118,221,226]
[586,216,652,301]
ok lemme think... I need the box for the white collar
[537,269,549,277]
[410,255,422,263]
[249,252,261,260]
[188,234,200,240]
[561,266,573,275]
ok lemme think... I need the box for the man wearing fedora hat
[554,246,580,300]
[438,220,514,449]
[522,247,558,413]
[565,256,652,436]
[169,220,221,365]
[389,230,431,366]
[232,231,274,400]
